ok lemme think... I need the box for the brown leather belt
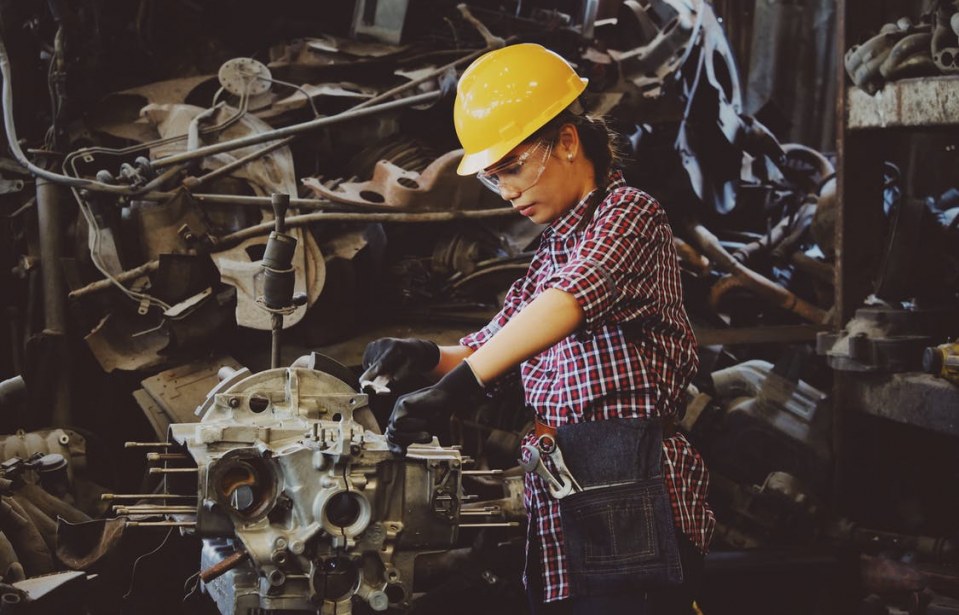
[534,417,677,439]
[534,420,557,439]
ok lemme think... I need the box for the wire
[182,571,201,603]
[70,186,173,311]
[123,528,174,600]
[265,77,320,118]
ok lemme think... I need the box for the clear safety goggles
[477,139,553,195]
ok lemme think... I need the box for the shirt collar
[546,170,626,238]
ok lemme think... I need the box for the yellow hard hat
[454,43,588,176]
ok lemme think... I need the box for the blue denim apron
[555,417,683,597]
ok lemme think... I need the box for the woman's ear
[558,123,580,159]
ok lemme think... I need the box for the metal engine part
[168,366,464,615]
[817,304,957,372]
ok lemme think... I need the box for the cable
[123,528,174,600]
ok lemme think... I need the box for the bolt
[228,397,240,408]
[290,540,305,555]
[274,537,288,550]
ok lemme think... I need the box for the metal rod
[115,506,197,514]
[199,550,249,584]
[461,470,504,476]
[151,91,442,169]
[184,137,293,190]
[458,522,520,528]
[69,261,160,300]
[148,467,198,474]
[124,442,172,448]
[146,453,189,462]
[271,313,282,369]
[214,207,516,251]
[126,521,196,528]
[101,494,196,501]
[351,42,505,112]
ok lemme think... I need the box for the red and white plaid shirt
[460,172,715,603]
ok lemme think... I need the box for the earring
[567,152,573,162]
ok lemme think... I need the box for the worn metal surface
[134,357,244,436]
[843,372,959,436]
[847,76,959,128]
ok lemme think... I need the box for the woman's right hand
[358,338,440,394]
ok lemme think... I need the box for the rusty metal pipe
[67,260,160,300]
[199,549,249,584]
[688,223,828,323]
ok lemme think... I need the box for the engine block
[167,366,463,614]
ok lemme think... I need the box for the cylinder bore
[210,452,278,520]
[318,490,371,538]
[311,556,359,602]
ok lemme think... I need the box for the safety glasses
[477,139,553,195]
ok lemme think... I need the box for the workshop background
[0,0,957,613]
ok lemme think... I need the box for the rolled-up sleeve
[545,196,667,330]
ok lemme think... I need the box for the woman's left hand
[385,362,483,454]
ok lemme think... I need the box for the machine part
[817,305,956,372]
[844,26,913,95]
[708,472,821,549]
[932,0,959,73]
[256,193,308,367]
[146,91,441,171]
[609,0,698,98]
[218,58,272,97]
[687,223,828,323]
[706,360,831,493]
[165,365,466,615]
[0,377,25,410]
[133,356,244,440]
[133,102,326,331]
[923,341,959,385]
[841,372,959,437]
[303,149,486,210]
[0,430,86,481]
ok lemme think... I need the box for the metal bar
[184,137,293,190]
[124,442,172,448]
[461,470,504,476]
[115,506,196,514]
[68,260,160,300]
[146,453,189,462]
[148,467,197,474]
[199,550,249,584]
[151,91,442,169]
[126,521,196,528]
[458,522,520,528]
[101,494,196,501]
[271,313,282,369]
[213,207,517,250]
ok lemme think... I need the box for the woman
[361,43,714,614]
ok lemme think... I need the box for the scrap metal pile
[0,0,954,613]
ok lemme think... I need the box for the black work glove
[386,361,484,455]
[359,338,440,394]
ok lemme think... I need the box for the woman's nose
[499,183,521,201]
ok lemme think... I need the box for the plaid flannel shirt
[460,172,715,603]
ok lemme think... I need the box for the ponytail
[529,107,623,187]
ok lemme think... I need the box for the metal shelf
[847,76,959,130]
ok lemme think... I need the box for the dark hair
[528,108,623,187]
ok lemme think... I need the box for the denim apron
[555,417,683,597]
